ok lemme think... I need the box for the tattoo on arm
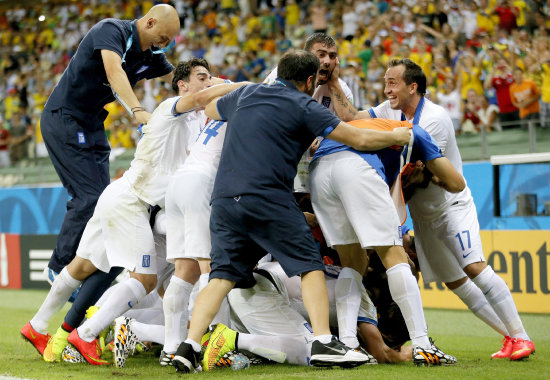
[332,90,358,119]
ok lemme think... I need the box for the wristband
[131,106,146,116]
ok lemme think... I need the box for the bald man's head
[137,4,180,51]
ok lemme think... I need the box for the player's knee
[135,274,157,293]
[463,261,487,279]
[445,276,468,290]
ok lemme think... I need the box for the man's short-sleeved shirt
[46,19,173,129]
[313,124,442,186]
[212,79,341,204]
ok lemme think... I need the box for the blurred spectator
[260,7,277,38]
[341,62,363,110]
[510,66,541,127]
[206,36,226,69]
[276,30,293,53]
[109,120,136,149]
[462,89,482,134]
[435,77,462,134]
[285,0,300,36]
[409,37,432,80]
[358,39,373,78]
[0,115,11,168]
[310,0,328,34]
[4,87,20,120]
[456,54,484,100]
[484,57,520,129]
[247,50,266,79]
[8,107,33,163]
[493,0,519,34]
[477,95,501,132]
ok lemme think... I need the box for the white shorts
[77,178,157,275]
[413,198,485,284]
[165,168,215,262]
[228,272,314,338]
[310,151,402,249]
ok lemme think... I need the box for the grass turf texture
[1,289,548,380]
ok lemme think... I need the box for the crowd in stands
[1,0,550,169]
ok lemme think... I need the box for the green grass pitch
[1,289,548,380]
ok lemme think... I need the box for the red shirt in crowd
[494,5,518,33]
[492,74,518,113]
[0,127,10,151]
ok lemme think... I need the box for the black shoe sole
[310,358,367,368]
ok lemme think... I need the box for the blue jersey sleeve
[304,98,341,137]
[217,85,248,121]
[410,125,442,163]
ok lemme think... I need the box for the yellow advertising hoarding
[419,230,550,314]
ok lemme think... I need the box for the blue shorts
[209,195,325,288]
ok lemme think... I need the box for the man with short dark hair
[265,33,358,121]
[359,58,535,361]
[172,50,412,373]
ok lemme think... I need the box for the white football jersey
[123,96,206,207]
[257,261,377,328]
[370,98,472,221]
[183,119,227,175]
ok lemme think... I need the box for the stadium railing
[456,119,550,162]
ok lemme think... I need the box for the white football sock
[31,268,82,334]
[335,267,363,348]
[78,277,146,342]
[163,275,194,353]
[238,333,307,365]
[452,278,508,336]
[313,334,332,344]
[135,289,161,310]
[125,308,164,325]
[386,263,430,349]
[472,266,529,340]
[184,338,201,353]
[94,282,121,308]
[131,320,164,345]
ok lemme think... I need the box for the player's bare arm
[101,49,152,125]
[356,109,373,119]
[175,81,250,114]
[205,97,222,120]
[327,57,359,121]
[327,122,411,151]
[160,70,175,84]
[425,157,466,193]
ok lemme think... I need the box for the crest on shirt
[142,254,151,268]
[321,96,331,108]
[77,132,86,144]
[136,65,149,74]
